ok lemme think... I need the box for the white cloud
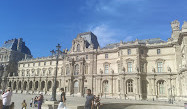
[89,24,134,47]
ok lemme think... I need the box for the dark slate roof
[78,32,100,49]
[1,38,31,55]
[101,43,120,49]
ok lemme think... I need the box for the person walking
[34,96,38,107]
[37,93,43,109]
[1,87,12,109]
[57,88,66,109]
[30,98,33,107]
[85,89,94,109]
[22,100,27,109]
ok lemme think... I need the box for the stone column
[120,76,125,99]
[110,78,113,96]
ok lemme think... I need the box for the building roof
[1,38,31,55]
[101,38,166,49]
[77,32,100,49]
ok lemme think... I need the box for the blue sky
[0,0,187,58]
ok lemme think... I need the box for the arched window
[66,66,70,75]
[127,79,133,93]
[158,80,165,95]
[103,80,109,93]
[77,44,80,52]
[74,64,79,75]
[74,81,79,94]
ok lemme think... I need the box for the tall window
[157,62,163,72]
[104,64,109,74]
[44,62,46,66]
[43,70,46,76]
[127,62,133,72]
[74,64,79,75]
[77,44,80,52]
[103,80,109,93]
[105,54,108,59]
[127,80,133,93]
[128,49,131,55]
[158,80,164,95]
[86,55,88,59]
[48,70,51,76]
[157,49,161,54]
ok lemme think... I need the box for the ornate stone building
[0,38,32,90]
[1,20,187,101]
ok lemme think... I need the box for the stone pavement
[0,94,185,109]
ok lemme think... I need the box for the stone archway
[29,81,33,90]
[47,81,52,91]
[35,81,38,90]
[23,81,27,90]
[102,80,109,93]
[74,80,79,94]
[13,81,16,90]
[18,81,21,90]
[41,81,45,91]
[8,81,12,87]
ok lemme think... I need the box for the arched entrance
[74,81,79,94]
[29,81,33,90]
[23,81,27,90]
[41,81,45,91]
[8,81,12,87]
[47,81,52,91]
[157,80,165,96]
[13,81,16,90]
[18,81,21,90]
[103,80,109,94]
[35,81,38,90]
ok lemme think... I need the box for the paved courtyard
[0,93,185,109]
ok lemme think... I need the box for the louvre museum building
[0,20,187,101]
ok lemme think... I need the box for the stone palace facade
[1,20,187,101]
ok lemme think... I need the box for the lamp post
[50,44,61,101]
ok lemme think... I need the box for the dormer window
[77,44,80,52]
[128,49,131,55]
[105,54,108,59]
[157,49,161,54]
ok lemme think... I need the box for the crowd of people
[0,87,101,109]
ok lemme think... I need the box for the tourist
[1,87,12,109]
[57,88,66,109]
[30,98,33,107]
[37,93,43,109]
[22,100,27,109]
[85,89,94,109]
[34,96,38,107]
[95,95,101,109]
